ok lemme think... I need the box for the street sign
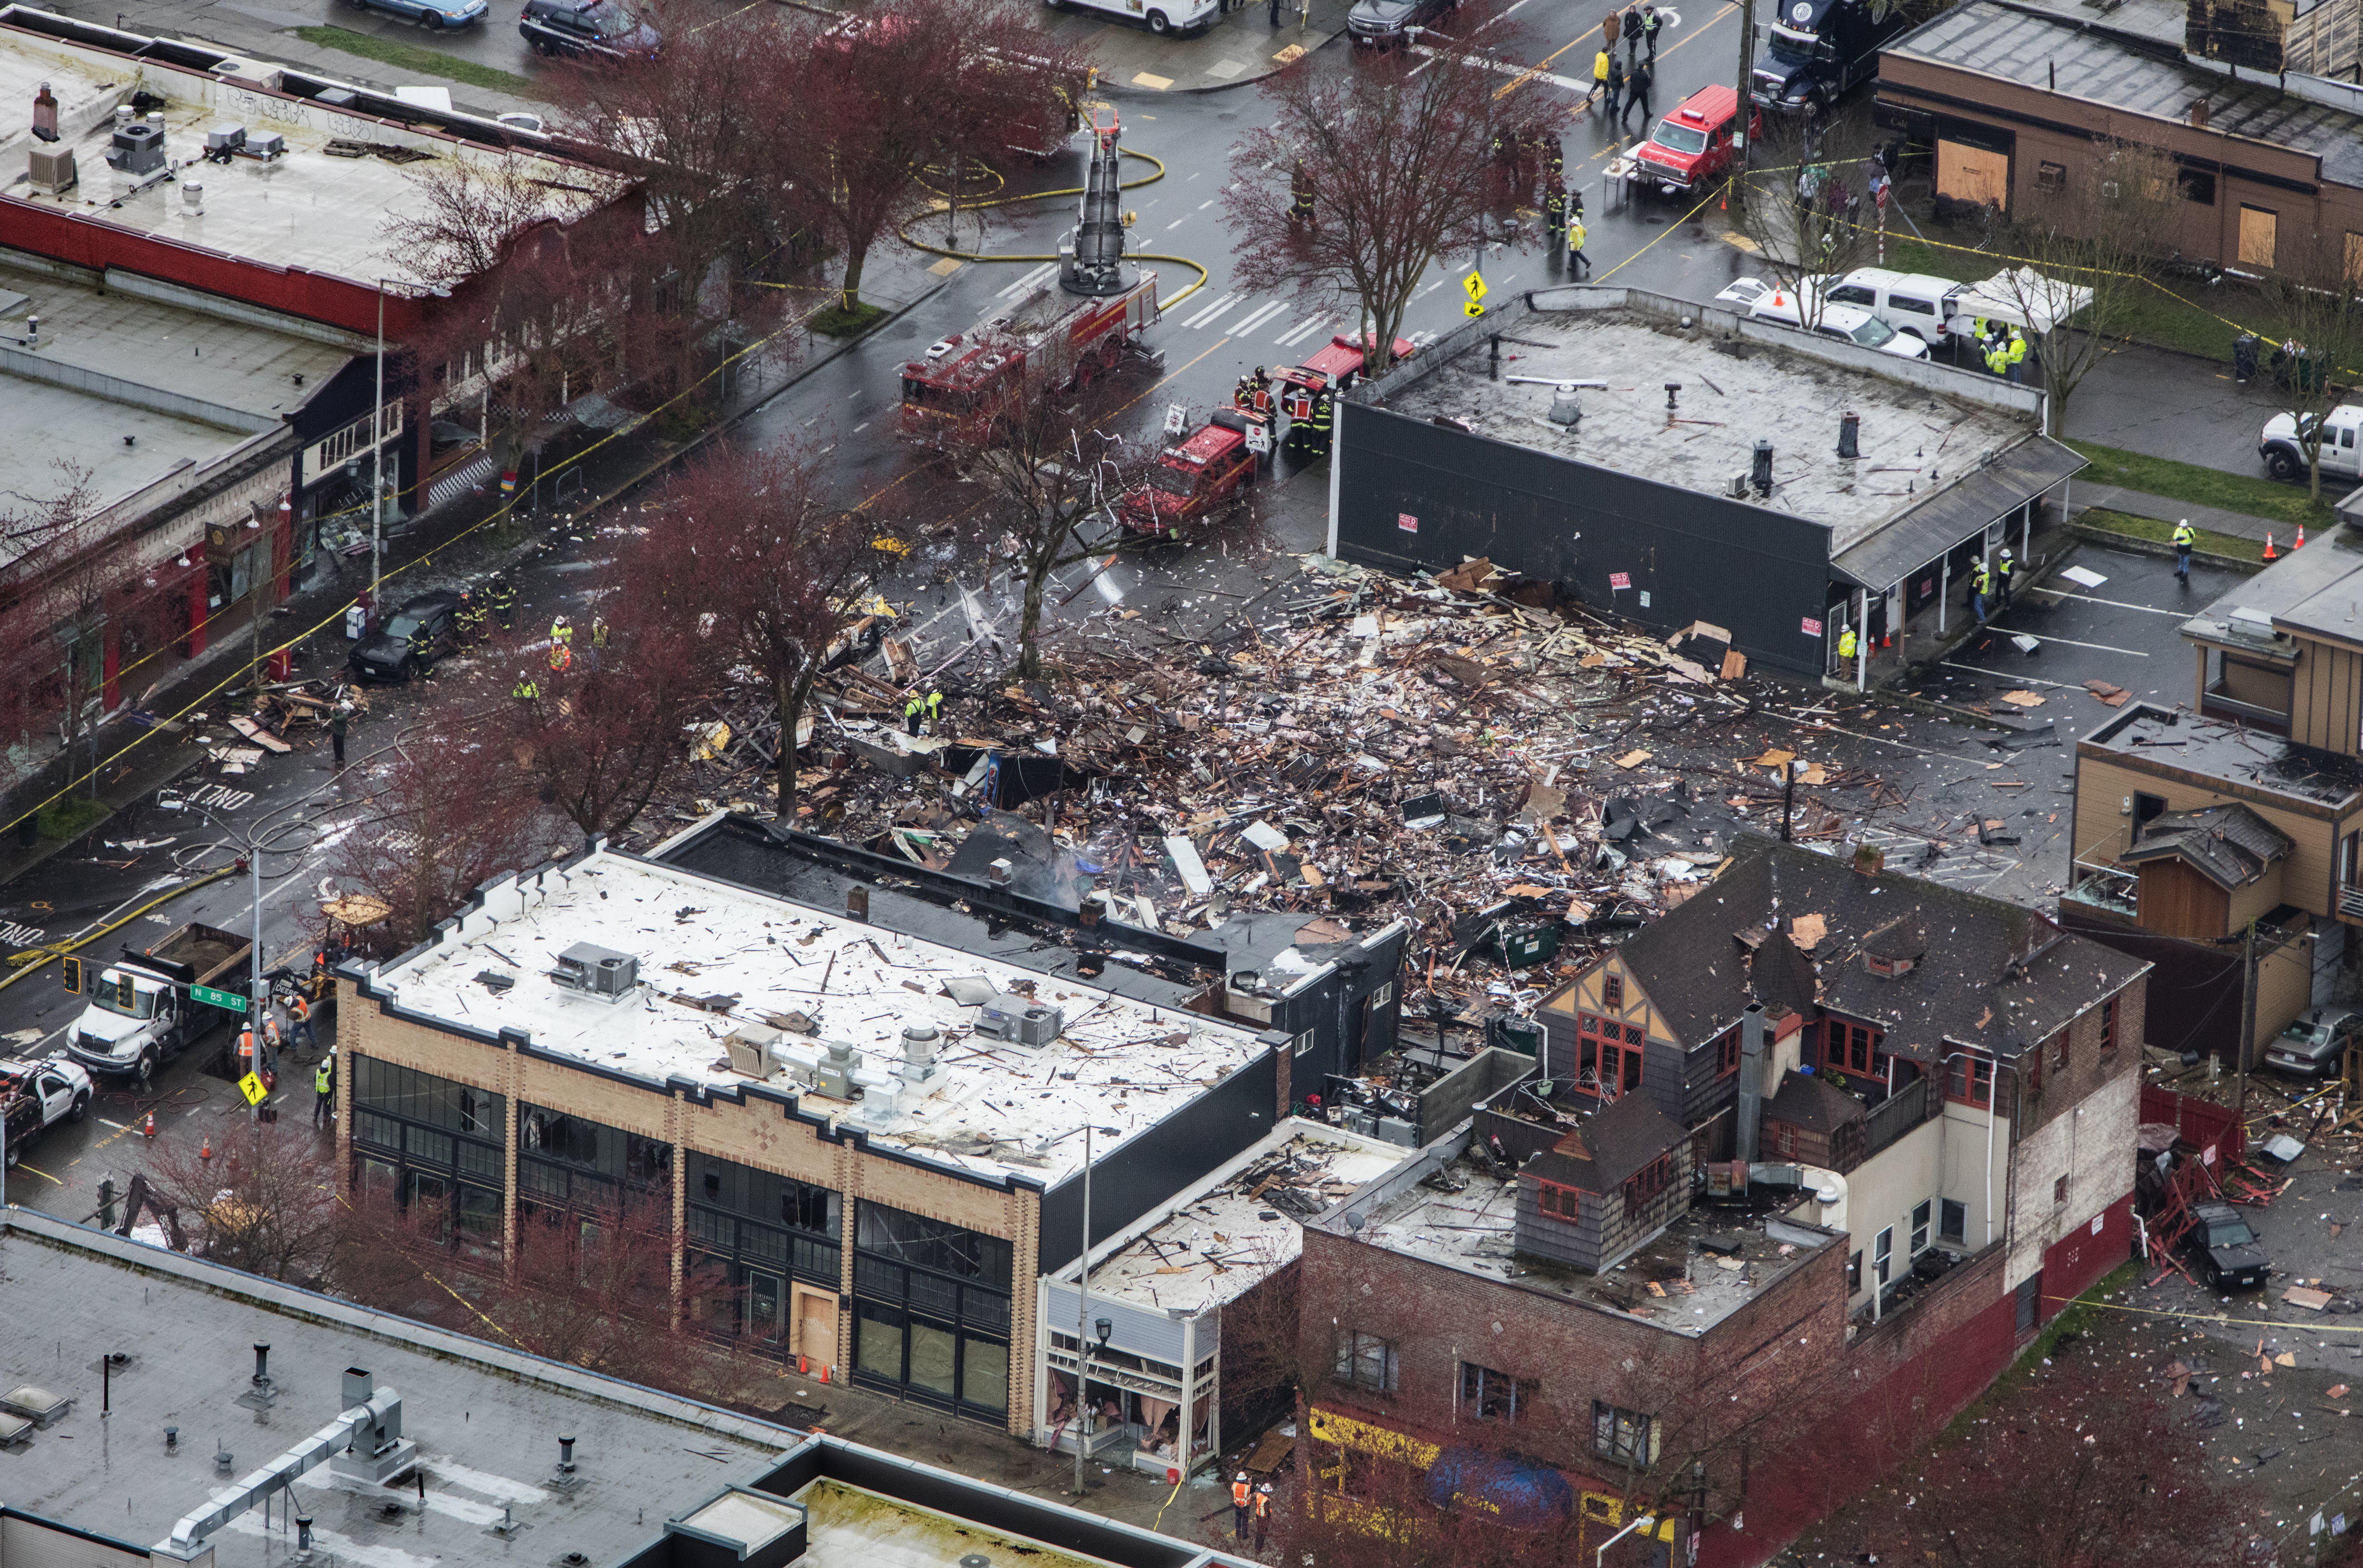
[1462,270,1487,302]
[1464,301,1485,318]
[60,956,82,994]
[190,983,248,1013]
[1245,421,1272,455]
[237,1072,267,1107]
[1164,402,1188,437]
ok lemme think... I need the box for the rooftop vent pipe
[1837,411,1859,460]
[1735,1003,1768,1164]
[157,1371,409,1558]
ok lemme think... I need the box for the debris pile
[661,555,1974,1049]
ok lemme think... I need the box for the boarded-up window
[2345,231,2363,285]
[1937,139,2009,209]
[2239,204,2279,269]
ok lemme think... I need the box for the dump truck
[63,921,252,1083]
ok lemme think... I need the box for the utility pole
[1073,1124,1093,1498]
[1731,0,1757,212]
[2236,917,2258,1129]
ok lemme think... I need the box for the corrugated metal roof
[1893,0,2363,187]
[1832,434,2085,589]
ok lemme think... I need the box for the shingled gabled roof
[2118,803,2292,891]
[1523,1092,1690,1194]
[1573,835,2148,1064]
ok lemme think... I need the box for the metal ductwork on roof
[157,1368,414,1559]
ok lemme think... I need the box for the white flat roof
[1071,1125,1404,1315]
[369,850,1273,1187]
[0,22,601,291]
[1387,311,2032,553]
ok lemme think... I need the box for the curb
[1162,26,1345,93]
[2066,522,2261,575]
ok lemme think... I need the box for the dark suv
[519,0,659,61]
[1347,0,1455,46]
[349,591,461,683]
[2184,1200,2268,1291]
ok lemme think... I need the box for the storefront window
[351,1057,505,1255]
[852,1201,1011,1422]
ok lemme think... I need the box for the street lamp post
[371,279,387,620]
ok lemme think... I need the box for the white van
[1050,0,1215,34]
[1713,279,1930,360]
[1820,267,1964,346]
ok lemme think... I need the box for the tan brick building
[330,824,1409,1433]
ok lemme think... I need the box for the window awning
[1832,435,2085,591]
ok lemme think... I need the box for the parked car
[349,591,462,683]
[1712,280,1930,360]
[1347,0,1456,47]
[346,0,486,27]
[1819,267,1965,347]
[1627,85,1757,198]
[2258,404,2363,483]
[2263,1005,2363,1076]
[518,0,660,61]
[2185,1199,2269,1290]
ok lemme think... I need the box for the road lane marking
[2027,587,2196,617]
[1232,300,1290,335]
[1182,291,1239,328]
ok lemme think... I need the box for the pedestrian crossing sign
[1465,301,1486,318]
[237,1072,267,1107]
[1463,270,1488,302]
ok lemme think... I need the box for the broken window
[1461,1363,1538,1422]
[1874,1227,1894,1286]
[1910,1200,1931,1255]
[1536,1179,1582,1220]
[1846,1251,1863,1292]
[2051,1027,2069,1070]
[1602,974,1624,1009]
[1624,1154,1674,1220]
[1823,1020,1881,1077]
[1716,1028,1741,1077]
[2053,1175,2068,1205]
[1941,1199,1967,1243]
[1575,1013,1644,1099]
[1946,1054,1994,1111]
[2099,996,2120,1056]
[1593,1402,1657,1467]
[1335,1331,1398,1392]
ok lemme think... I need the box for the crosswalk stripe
[1276,313,1333,348]
[1232,300,1290,336]
[998,262,1058,298]
[1183,291,1240,329]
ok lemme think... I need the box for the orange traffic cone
[199,1135,213,1161]
[798,1356,809,1374]
[141,1110,156,1138]
[2297,525,2308,549]
[819,1365,831,1384]
[2264,532,2278,560]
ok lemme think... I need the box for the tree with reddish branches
[140,1115,343,1284]
[1223,25,1554,379]
[628,442,889,820]
[317,704,562,956]
[509,592,710,843]
[783,0,1093,320]
[1844,1348,2264,1568]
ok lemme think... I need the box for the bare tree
[631,443,889,819]
[784,0,1093,322]
[142,1117,343,1284]
[942,344,1149,680]
[512,593,711,841]
[1848,1353,2264,1568]
[1223,24,1551,378]
[317,705,559,955]
[2256,234,2363,499]
[1731,119,1883,333]
[1989,137,2180,436]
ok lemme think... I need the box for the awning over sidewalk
[1833,435,2085,590]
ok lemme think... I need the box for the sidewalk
[2071,481,2277,544]
[1058,0,1351,94]
[0,246,954,891]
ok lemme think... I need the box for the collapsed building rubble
[651,554,2060,1066]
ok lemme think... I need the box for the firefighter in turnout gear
[1289,165,1314,228]
[1545,183,1569,249]
[456,588,486,643]
[1306,388,1335,457]
[489,575,517,629]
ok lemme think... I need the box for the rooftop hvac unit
[815,1041,862,1100]
[552,942,637,999]
[1376,1117,1418,1147]
[26,145,74,195]
[105,118,163,177]
[1340,1106,1377,1137]
[723,1024,783,1079]
[976,995,1062,1047]
[248,131,285,160]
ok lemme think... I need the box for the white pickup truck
[3,1055,93,1168]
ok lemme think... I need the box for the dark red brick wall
[2039,1190,2134,1321]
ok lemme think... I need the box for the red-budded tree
[783,0,1094,320]
[1223,20,1555,378]
[141,1115,343,1285]
[628,442,892,820]
[514,594,711,843]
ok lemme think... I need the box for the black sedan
[349,591,461,683]
[519,0,661,61]
[2186,1200,2268,1291]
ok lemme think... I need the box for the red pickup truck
[1626,83,1758,199]
[1118,410,1257,538]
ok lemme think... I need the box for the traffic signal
[60,955,82,994]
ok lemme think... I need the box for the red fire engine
[1118,410,1258,538]
[1271,330,1418,404]
[900,108,1159,443]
